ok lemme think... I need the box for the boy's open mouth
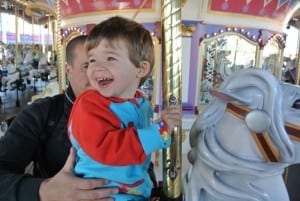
[97,77,113,86]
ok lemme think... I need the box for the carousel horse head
[23,48,33,66]
[183,68,300,201]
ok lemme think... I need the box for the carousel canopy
[0,0,55,25]
[0,0,299,31]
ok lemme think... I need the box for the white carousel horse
[3,68,20,90]
[38,53,48,69]
[183,68,300,201]
[23,48,34,67]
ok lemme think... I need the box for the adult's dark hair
[66,35,87,64]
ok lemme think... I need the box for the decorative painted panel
[60,0,154,18]
[209,0,298,21]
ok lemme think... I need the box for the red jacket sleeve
[69,90,146,166]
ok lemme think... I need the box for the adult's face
[66,42,89,97]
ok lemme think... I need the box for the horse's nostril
[292,99,300,109]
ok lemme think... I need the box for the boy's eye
[107,57,116,61]
[89,59,96,63]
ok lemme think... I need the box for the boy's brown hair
[85,16,154,86]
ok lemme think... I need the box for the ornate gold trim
[25,2,56,18]
[182,24,196,36]
[63,31,85,46]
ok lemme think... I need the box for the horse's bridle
[226,103,300,162]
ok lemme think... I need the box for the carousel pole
[0,14,2,105]
[14,4,19,70]
[14,4,20,107]
[55,0,64,93]
[22,10,24,49]
[161,0,182,200]
[31,16,34,46]
[47,15,50,55]
[31,15,38,92]
[296,30,300,85]
[51,17,56,53]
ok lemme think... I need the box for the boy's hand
[161,105,182,133]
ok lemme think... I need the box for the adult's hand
[39,148,118,201]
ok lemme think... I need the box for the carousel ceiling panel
[209,0,299,21]
[1,0,299,30]
[0,0,56,24]
[60,0,154,19]
[1,0,158,27]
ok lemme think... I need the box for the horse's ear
[209,88,250,105]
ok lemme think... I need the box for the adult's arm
[0,98,118,201]
[39,148,118,201]
[0,98,50,201]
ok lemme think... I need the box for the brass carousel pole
[14,4,19,71]
[15,3,20,107]
[296,30,300,85]
[47,15,50,54]
[55,0,64,93]
[31,15,34,46]
[161,0,182,200]
[22,10,25,49]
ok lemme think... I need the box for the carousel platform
[0,88,35,122]
[0,77,59,123]
[0,77,59,138]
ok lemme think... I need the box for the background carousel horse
[183,68,300,201]
[2,58,21,91]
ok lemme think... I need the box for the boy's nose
[95,62,107,69]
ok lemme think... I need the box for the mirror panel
[261,38,283,79]
[197,33,257,106]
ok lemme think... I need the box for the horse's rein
[226,103,300,162]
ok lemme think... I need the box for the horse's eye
[292,99,300,109]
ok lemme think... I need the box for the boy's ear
[137,61,151,78]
